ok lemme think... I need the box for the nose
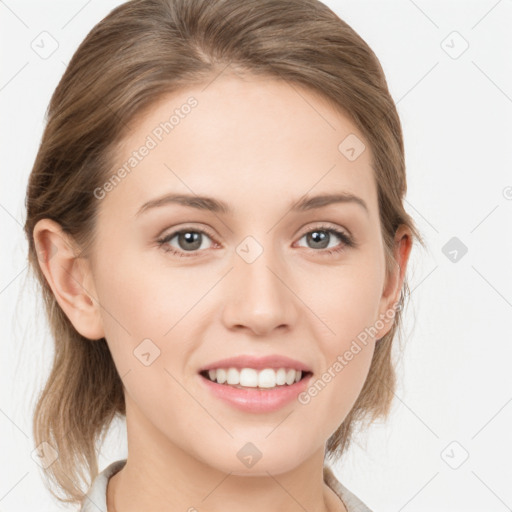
[221,244,299,337]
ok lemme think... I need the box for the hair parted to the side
[24,0,424,505]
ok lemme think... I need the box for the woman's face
[80,73,406,474]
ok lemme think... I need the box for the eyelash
[156,224,355,259]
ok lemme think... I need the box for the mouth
[199,368,313,390]
[198,366,314,413]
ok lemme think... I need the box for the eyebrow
[136,191,369,217]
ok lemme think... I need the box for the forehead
[103,74,377,220]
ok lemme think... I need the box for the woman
[24,0,423,510]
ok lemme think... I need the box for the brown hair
[24,0,424,505]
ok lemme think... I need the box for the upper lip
[198,354,313,373]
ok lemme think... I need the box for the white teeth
[276,368,286,385]
[215,368,226,384]
[227,367,240,385]
[258,369,276,388]
[241,368,259,387]
[204,367,304,388]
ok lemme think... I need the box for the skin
[34,72,412,512]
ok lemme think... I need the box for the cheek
[91,251,202,418]
[297,253,384,426]
[93,248,196,338]
[92,247,214,387]
[304,248,385,348]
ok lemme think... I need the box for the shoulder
[80,459,127,512]
[323,465,373,512]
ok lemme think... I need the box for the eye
[157,223,355,258]
[157,227,216,257]
[295,225,354,256]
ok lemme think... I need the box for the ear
[375,224,413,339]
[33,218,105,340]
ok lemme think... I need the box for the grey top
[323,465,373,512]
[80,459,372,512]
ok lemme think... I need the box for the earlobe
[33,218,105,341]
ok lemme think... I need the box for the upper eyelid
[160,222,350,240]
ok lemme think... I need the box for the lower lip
[198,373,313,413]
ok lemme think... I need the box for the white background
[1,0,511,511]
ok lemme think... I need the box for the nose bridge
[222,232,297,334]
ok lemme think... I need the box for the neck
[107,464,346,512]
[106,396,347,512]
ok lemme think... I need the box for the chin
[209,446,306,477]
